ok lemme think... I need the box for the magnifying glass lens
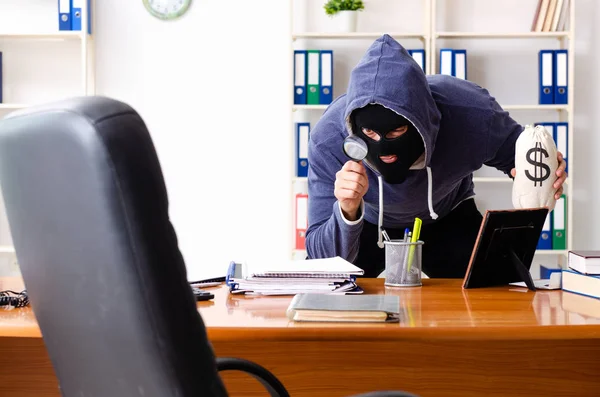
[343,135,368,161]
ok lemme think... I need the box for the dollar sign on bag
[525,142,550,187]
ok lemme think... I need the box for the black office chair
[0,96,417,397]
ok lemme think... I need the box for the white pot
[332,10,358,33]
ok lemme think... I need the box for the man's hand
[511,151,567,200]
[335,160,369,221]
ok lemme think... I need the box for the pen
[189,276,226,284]
[400,228,411,283]
[190,281,223,288]
[381,226,392,242]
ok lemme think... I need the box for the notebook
[243,256,365,278]
[286,293,400,323]
[568,251,600,275]
[562,269,600,300]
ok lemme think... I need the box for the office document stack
[226,256,364,295]
[439,49,467,80]
[539,49,568,105]
[407,49,426,72]
[531,0,570,33]
[559,251,600,323]
[293,49,333,105]
[295,122,310,178]
[293,48,425,106]
[295,192,308,250]
[532,122,567,251]
[58,0,92,33]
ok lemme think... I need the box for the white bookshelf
[431,0,575,263]
[291,0,575,264]
[0,3,95,106]
[0,1,96,272]
[294,176,525,184]
[293,32,426,40]
[294,104,569,112]
[0,32,84,40]
[435,32,570,39]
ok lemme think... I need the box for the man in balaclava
[351,103,425,185]
[304,34,567,278]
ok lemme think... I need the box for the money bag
[512,124,559,211]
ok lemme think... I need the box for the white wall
[94,0,293,280]
[0,0,293,280]
[0,0,598,280]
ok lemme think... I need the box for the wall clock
[143,0,192,20]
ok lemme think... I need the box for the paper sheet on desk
[509,272,562,290]
[231,280,364,296]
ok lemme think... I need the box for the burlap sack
[512,124,559,211]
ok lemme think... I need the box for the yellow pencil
[406,217,422,272]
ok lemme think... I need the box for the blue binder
[319,50,333,105]
[71,0,92,34]
[58,0,72,30]
[554,122,568,174]
[294,50,307,105]
[408,49,425,72]
[439,48,453,76]
[537,212,552,250]
[539,264,560,279]
[296,123,310,177]
[452,49,467,80]
[554,49,568,104]
[539,50,554,104]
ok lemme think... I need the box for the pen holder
[384,240,423,287]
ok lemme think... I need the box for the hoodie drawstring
[427,166,439,220]
[377,167,439,248]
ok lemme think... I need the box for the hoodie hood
[343,35,442,248]
[344,34,441,168]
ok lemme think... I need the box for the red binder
[295,193,308,250]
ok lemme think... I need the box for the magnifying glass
[342,135,368,161]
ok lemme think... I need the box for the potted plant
[323,0,364,33]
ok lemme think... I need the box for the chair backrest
[0,96,227,397]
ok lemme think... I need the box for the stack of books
[531,0,570,32]
[226,256,364,296]
[562,251,600,300]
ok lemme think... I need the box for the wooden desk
[1,277,600,396]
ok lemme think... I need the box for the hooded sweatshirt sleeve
[305,117,364,263]
[483,97,524,176]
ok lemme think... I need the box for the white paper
[509,272,562,290]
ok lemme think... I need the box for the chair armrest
[215,357,290,397]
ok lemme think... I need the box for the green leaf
[323,0,364,15]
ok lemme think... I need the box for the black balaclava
[350,104,425,184]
